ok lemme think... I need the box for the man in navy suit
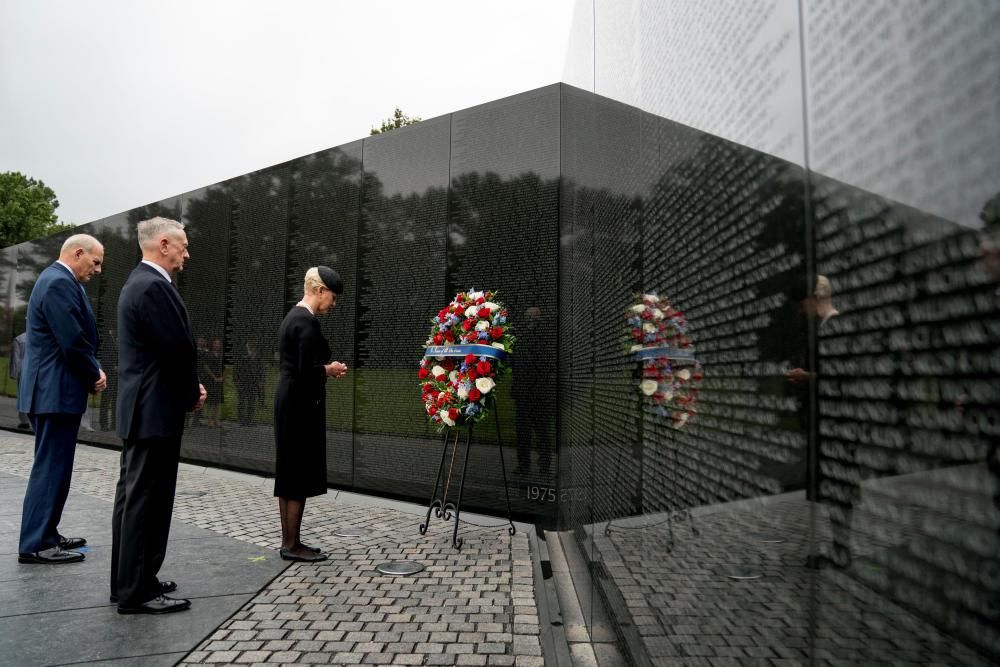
[17,234,107,564]
[111,217,206,615]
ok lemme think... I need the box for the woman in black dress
[274,266,347,562]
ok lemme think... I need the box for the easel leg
[451,427,473,550]
[420,429,452,534]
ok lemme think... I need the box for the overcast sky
[0,0,576,225]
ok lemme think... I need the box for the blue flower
[477,332,489,341]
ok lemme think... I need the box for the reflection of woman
[274,266,348,562]
[203,338,224,428]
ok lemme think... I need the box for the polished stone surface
[0,463,286,666]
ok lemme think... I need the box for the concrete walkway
[0,432,545,666]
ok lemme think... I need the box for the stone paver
[0,433,538,666]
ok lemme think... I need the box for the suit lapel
[134,263,195,346]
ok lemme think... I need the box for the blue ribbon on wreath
[632,346,697,364]
[423,344,509,361]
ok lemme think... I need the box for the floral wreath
[626,293,703,428]
[419,289,515,429]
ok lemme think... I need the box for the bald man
[17,234,107,564]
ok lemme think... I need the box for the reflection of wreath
[626,293,702,428]
[419,289,515,429]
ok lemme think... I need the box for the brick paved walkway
[0,433,543,666]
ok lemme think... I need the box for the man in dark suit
[16,234,107,564]
[111,217,206,614]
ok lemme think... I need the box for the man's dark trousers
[19,413,83,552]
[111,434,182,606]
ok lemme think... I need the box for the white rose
[652,308,664,320]
[642,293,658,302]
[449,370,459,383]
[630,304,645,314]
[673,413,689,428]
[441,412,455,426]
[457,384,469,399]
[481,301,499,312]
[465,305,479,319]
[642,322,656,333]
[468,290,484,301]
[475,320,490,331]
[431,365,446,377]
[630,344,644,352]
[662,388,674,401]
[491,342,505,350]
[677,368,691,381]
[640,379,657,396]
[475,377,496,394]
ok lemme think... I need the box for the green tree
[370,107,421,135]
[0,171,71,248]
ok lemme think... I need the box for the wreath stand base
[418,403,516,550]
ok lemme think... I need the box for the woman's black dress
[273,306,331,499]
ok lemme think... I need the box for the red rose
[447,407,460,421]
[478,308,491,319]
[490,326,503,340]
[435,374,446,382]
[467,368,478,380]
[476,361,491,375]
[418,368,429,379]
[433,334,444,345]
[464,353,476,365]
[468,388,482,401]
[456,293,465,302]
[428,406,438,416]
[444,330,455,342]
[462,319,474,331]
[476,296,485,305]
[423,383,433,393]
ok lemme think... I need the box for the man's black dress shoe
[117,595,191,615]
[18,546,84,564]
[57,536,87,550]
[110,580,177,603]
[279,547,327,562]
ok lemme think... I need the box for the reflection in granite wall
[0,86,563,526]
[353,116,450,501]
[812,178,1000,658]
[560,82,814,664]
[448,87,560,521]
[285,145,362,488]
[567,1,1000,664]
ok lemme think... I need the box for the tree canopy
[0,171,71,248]
[370,107,421,135]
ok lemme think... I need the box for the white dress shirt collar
[55,260,79,282]
[141,259,172,283]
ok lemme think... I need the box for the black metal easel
[419,401,516,549]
